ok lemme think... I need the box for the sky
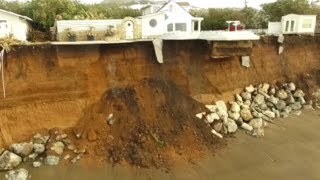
[79,0,278,9]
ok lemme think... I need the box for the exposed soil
[72,78,224,169]
[0,36,319,169]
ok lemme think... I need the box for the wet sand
[2,110,320,180]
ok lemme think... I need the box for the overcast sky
[79,0,278,9]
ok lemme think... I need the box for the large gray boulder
[293,89,305,98]
[268,96,279,105]
[290,102,302,110]
[5,168,28,180]
[288,82,296,92]
[240,108,253,122]
[263,110,276,119]
[275,100,286,111]
[276,89,288,100]
[241,92,252,101]
[0,151,22,170]
[254,94,265,105]
[230,102,241,113]
[205,113,219,124]
[228,111,240,120]
[33,143,45,154]
[10,142,33,157]
[286,94,295,104]
[224,119,238,133]
[245,85,255,93]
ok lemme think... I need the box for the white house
[0,9,32,41]
[281,14,317,34]
[138,1,203,38]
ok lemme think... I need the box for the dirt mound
[73,78,225,169]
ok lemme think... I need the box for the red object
[228,24,244,31]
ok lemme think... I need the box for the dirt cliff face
[0,36,319,167]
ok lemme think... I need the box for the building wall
[0,11,30,41]
[281,15,317,34]
[56,20,123,41]
[158,1,193,33]
[267,22,282,35]
[140,13,166,38]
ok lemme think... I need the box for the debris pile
[197,82,312,138]
[1,129,86,180]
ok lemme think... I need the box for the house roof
[0,9,33,21]
[282,14,317,18]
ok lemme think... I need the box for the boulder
[252,111,263,118]
[205,113,219,124]
[288,82,296,91]
[235,94,243,102]
[244,100,252,106]
[32,133,49,145]
[205,105,217,112]
[228,111,240,120]
[249,118,263,129]
[268,96,279,105]
[195,112,205,119]
[254,94,265,105]
[272,109,280,118]
[275,100,286,111]
[224,119,238,133]
[33,143,45,154]
[55,134,68,141]
[0,151,22,170]
[240,108,253,122]
[241,123,253,131]
[241,92,252,101]
[297,97,306,105]
[286,95,295,104]
[211,129,223,139]
[213,122,223,132]
[266,102,275,108]
[276,89,288,100]
[45,155,60,166]
[50,141,65,155]
[259,103,269,111]
[293,89,305,98]
[215,101,228,113]
[284,106,292,114]
[290,102,302,110]
[32,161,42,168]
[5,168,28,180]
[258,83,270,94]
[245,85,255,93]
[10,142,33,157]
[263,110,276,119]
[230,102,241,113]
[269,88,276,95]
[252,128,265,137]
[217,110,228,121]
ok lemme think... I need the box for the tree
[261,0,311,22]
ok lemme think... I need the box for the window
[167,23,173,32]
[302,19,312,28]
[169,5,173,12]
[149,19,157,27]
[285,20,289,32]
[175,23,187,31]
[290,20,295,31]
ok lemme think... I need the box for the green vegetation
[0,0,141,31]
